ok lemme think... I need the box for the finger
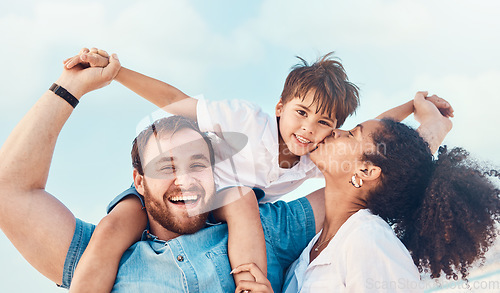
[414,91,426,104]
[416,91,428,98]
[235,281,272,293]
[231,263,268,284]
[97,49,109,58]
[82,53,109,67]
[102,53,121,80]
[66,55,85,69]
[79,47,90,55]
[89,47,99,54]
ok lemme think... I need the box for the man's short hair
[280,52,360,127]
[131,115,215,175]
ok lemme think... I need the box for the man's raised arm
[0,54,120,284]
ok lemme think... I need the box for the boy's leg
[68,195,147,293]
[212,187,267,286]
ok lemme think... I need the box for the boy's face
[276,91,337,157]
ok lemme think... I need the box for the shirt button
[177,255,184,262]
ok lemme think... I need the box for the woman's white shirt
[283,209,422,293]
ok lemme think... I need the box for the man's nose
[174,170,196,187]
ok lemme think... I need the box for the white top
[283,209,422,293]
[196,97,322,203]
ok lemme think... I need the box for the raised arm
[0,54,120,284]
[376,95,454,122]
[66,48,198,120]
[413,91,453,154]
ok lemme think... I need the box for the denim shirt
[61,193,316,292]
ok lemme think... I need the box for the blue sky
[1,0,499,292]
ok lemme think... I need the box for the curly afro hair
[364,119,500,280]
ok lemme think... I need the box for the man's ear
[275,99,284,117]
[133,169,145,195]
[356,164,381,183]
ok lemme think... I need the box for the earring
[350,174,363,188]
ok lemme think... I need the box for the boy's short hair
[280,52,359,127]
[131,115,215,175]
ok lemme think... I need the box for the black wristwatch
[49,83,79,108]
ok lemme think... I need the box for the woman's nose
[331,129,347,138]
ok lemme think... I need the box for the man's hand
[64,47,110,70]
[57,49,120,99]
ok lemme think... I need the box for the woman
[233,93,500,292]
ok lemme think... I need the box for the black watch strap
[49,83,79,108]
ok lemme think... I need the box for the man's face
[139,128,216,236]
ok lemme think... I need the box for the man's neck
[148,220,181,242]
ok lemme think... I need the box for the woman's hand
[232,263,274,293]
[414,91,453,153]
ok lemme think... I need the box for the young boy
[64,48,453,292]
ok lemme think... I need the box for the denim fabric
[62,197,315,292]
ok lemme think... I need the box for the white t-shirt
[283,209,422,293]
[196,97,322,203]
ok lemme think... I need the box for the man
[0,53,324,292]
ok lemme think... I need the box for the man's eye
[296,110,306,116]
[191,164,207,171]
[160,166,175,173]
[348,131,354,137]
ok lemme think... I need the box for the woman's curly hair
[364,119,500,280]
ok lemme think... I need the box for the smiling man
[0,55,324,292]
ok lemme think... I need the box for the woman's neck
[310,181,367,262]
[320,180,368,244]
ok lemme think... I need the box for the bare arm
[376,96,454,122]
[305,188,326,234]
[211,187,267,286]
[0,55,120,284]
[413,91,453,154]
[66,48,198,120]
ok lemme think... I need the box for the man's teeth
[170,195,198,202]
[295,135,311,144]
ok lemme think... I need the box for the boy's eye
[319,120,331,127]
[296,110,307,116]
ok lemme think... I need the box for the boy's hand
[64,47,111,70]
[424,94,454,118]
[413,91,453,130]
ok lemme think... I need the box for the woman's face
[310,119,382,176]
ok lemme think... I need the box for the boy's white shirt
[196,97,323,203]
